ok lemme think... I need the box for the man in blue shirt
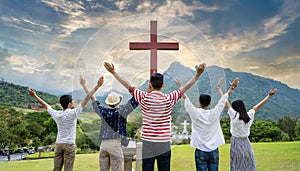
[80,76,138,171]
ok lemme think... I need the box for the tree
[250,119,282,142]
[220,116,231,143]
[278,116,296,140]
[0,106,29,160]
[126,113,142,139]
[25,111,49,145]
[76,124,98,151]
[295,118,300,140]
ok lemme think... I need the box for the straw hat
[105,92,122,106]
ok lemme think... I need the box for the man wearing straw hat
[80,76,138,171]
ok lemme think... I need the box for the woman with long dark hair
[218,78,277,171]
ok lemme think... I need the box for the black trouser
[142,140,171,171]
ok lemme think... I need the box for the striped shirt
[132,87,182,142]
[47,104,83,144]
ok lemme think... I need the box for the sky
[0,0,299,96]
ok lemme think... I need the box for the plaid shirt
[92,97,138,144]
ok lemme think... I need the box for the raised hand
[268,88,278,96]
[196,63,206,75]
[217,78,224,89]
[80,75,86,86]
[253,88,278,111]
[97,76,104,87]
[28,88,48,108]
[230,78,239,89]
[28,89,36,97]
[103,62,115,74]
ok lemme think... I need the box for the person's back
[79,79,139,171]
[103,62,206,171]
[131,73,182,171]
[218,78,277,171]
[133,88,182,142]
[228,108,255,138]
[184,78,239,171]
[28,76,104,171]
[189,107,225,151]
[92,93,138,144]
[47,103,82,144]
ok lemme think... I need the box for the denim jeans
[195,148,219,171]
[142,140,171,171]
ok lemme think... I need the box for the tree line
[0,105,98,154]
[221,116,300,143]
[0,104,299,154]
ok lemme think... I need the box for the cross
[129,21,179,77]
[181,120,190,135]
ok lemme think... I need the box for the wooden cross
[129,21,179,77]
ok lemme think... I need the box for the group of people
[28,61,277,171]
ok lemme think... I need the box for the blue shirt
[92,97,138,145]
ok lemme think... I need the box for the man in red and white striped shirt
[104,62,206,171]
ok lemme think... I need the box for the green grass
[12,107,36,114]
[78,112,99,123]
[24,152,55,159]
[1,142,299,171]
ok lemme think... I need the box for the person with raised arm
[175,77,239,171]
[104,62,206,171]
[79,75,138,171]
[28,76,104,171]
[217,78,277,171]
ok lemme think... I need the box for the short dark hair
[60,95,72,109]
[199,94,211,107]
[150,73,164,89]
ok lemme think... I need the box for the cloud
[1,0,300,92]
[1,16,51,35]
[136,1,156,13]
[5,55,44,74]
[40,0,123,38]
[41,0,89,38]
[221,54,300,89]
[115,0,131,10]
[40,0,223,39]
[271,55,300,66]
[268,55,300,88]
[154,0,221,18]
[41,0,86,15]
[205,0,299,59]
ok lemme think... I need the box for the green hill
[0,79,58,108]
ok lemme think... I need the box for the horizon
[1,63,298,97]
[0,0,299,94]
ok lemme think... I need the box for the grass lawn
[12,107,36,114]
[1,141,299,171]
[78,112,99,123]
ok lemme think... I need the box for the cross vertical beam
[129,21,179,77]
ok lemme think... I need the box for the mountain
[1,62,299,121]
[161,62,300,121]
[68,62,300,121]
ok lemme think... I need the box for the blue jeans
[195,148,219,171]
[142,140,171,171]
